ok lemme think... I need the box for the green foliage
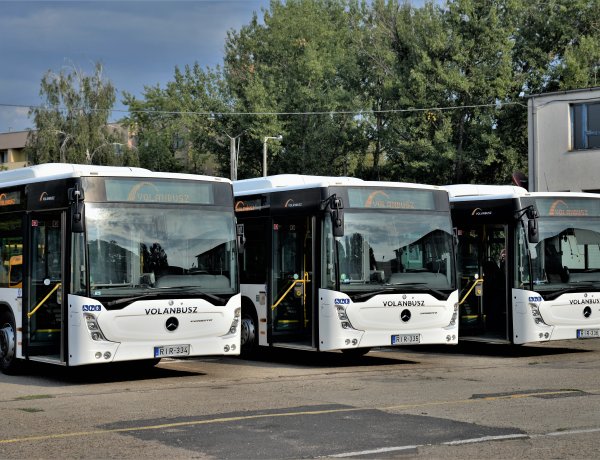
[26,62,132,166]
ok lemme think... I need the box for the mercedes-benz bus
[446,184,600,344]
[0,164,240,374]
[234,175,458,356]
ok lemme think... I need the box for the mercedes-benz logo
[166,317,179,332]
[401,309,411,323]
[583,306,592,318]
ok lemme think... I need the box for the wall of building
[0,130,29,170]
[528,88,600,192]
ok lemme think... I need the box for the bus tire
[241,305,258,357]
[341,347,371,357]
[0,311,21,374]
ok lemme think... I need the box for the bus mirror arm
[236,224,245,255]
[322,194,344,237]
[68,185,85,233]
[516,205,539,244]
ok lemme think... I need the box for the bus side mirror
[71,201,85,233]
[528,218,539,244]
[236,224,245,255]
[69,185,85,233]
[331,197,344,237]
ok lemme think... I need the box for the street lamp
[262,135,283,177]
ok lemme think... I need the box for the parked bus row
[1,165,599,374]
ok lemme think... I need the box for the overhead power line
[0,101,526,118]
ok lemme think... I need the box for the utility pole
[225,132,244,181]
[262,135,283,177]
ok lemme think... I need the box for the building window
[571,102,600,150]
[0,150,7,163]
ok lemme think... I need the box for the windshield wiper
[105,293,160,307]
[104,287,226,307]
[350,283,448,301]
[543,282,598,300]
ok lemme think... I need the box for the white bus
[234,175,458,356]
[0,164,240,374]
[446,185,600,344]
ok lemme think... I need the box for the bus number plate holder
[391,334,420,345]
[577,328,600,339]
[154,344,190,358]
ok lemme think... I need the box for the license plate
[154,344,190,358]
[577,328,600,339]
[391,334,421,345]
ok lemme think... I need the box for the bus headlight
[448,303,459,327]
[529,303,548,325]
[228,308,241,334]
[337,305,355,330]
[84,313,107,341]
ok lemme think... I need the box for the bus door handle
[27,282,62,318]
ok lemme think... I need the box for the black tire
[240,306,259,357]
[341,347,371,357]
[0,311,21,375]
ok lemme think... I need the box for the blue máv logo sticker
[528,296,543,302]
[82,305,101,312]
[334,298,350,305]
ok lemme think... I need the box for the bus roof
[443,184,528,200]
[443,184,600,201]
[0,163,231,187]
[234,174,443,196]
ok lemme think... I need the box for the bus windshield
[530,217,600,291]
[81,204,237,298]
[335,211,455,293]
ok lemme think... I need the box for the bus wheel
[241,310,258,357]
[341,347,371,357]
[0,313,20,374]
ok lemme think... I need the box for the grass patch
[18,407,44,413]
[15,394,54,401]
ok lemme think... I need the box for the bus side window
[0,216,23,288]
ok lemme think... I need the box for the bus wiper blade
[106,293,159,307]
[105,288,226,307]
[159,286,226,304]
[543,284,594,301]
[351,283,447,301]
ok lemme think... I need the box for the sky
[0,0,272,133]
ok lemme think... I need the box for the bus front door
[458,225,509,341]
[270,216,314,348]
[27,212,65,363]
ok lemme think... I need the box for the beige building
[528,87,600,193]
[0,130,30,170]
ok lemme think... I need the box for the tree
[223,0,366,178]
[123,63,232,175]
[26,62,134,166]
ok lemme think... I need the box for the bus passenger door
[26,212,65,363]
[270,216,314,348]
[457,225,509,341]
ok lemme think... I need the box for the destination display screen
[535,197,600,217]
[347,188,436,210]
[104,179,213,204]
[81,177,233,206]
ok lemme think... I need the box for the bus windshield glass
[529,217,600,291]
[335,211,455,293]
[82,204,237,297]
